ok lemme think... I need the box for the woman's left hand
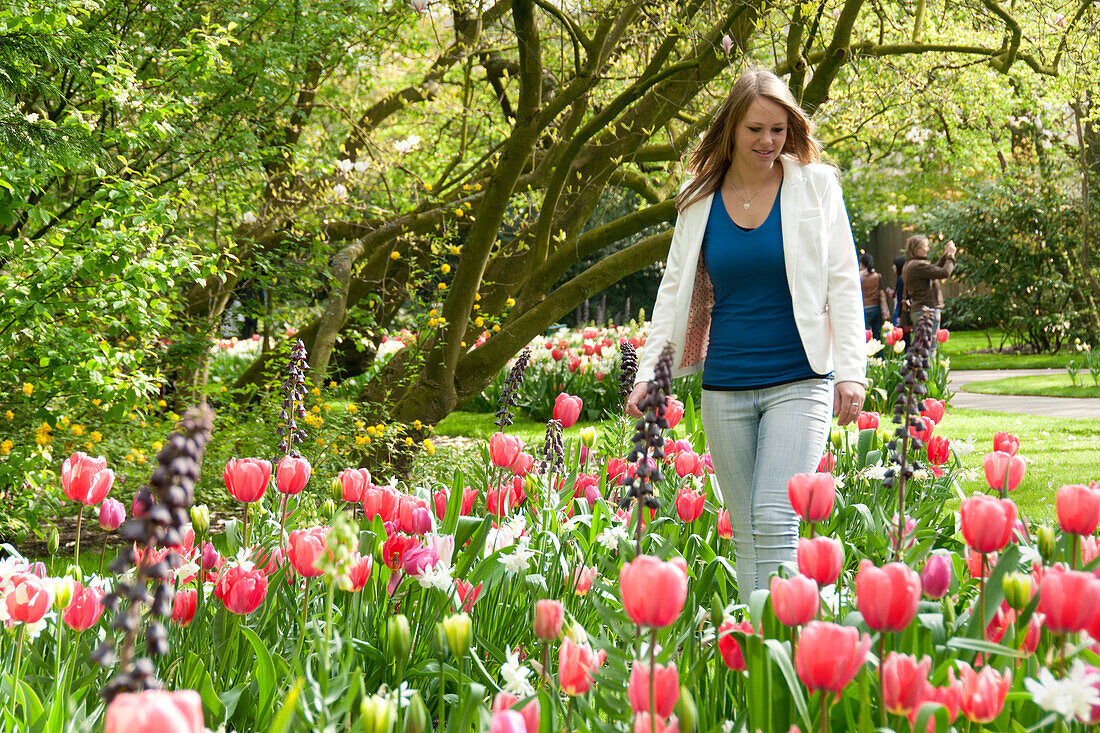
[834,381,866,426]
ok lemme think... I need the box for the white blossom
[1025,662,1100,722]
[501,647,535,697]
[240,211,258,224]
[25,112,39,123]
[417,562,453,592]
[331,183,348,202]
[596,523,630,551]
[335,158,354,173]
[353,160,370,173]
[394,134,421,154]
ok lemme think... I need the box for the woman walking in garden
[625,69,866,597]
[901,234,956,348]
[858,252,890,340]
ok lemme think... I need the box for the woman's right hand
[625,382,649,419]
[944,240,957,258]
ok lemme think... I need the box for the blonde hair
[676,68,822,212]
[906,235,929,259]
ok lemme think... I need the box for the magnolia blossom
[240,211,258,224]
[394,134,422,154]
[331,183,348,202]
[336,158,354,173]
[1025,662,1100,722]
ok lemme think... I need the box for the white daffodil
[501,647,535,697]
[1025,661,1100,722]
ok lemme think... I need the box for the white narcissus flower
[501,647,535,697]
[1025,661,1100,722]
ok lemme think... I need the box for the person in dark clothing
[902,235,957,350]
[858,253,889,340]
[893,255,907,327]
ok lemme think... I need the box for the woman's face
[916,240,930,257]
[733,97,788,174]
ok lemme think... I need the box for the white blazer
[636,156,868,388]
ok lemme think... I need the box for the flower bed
[2,326,1100,732]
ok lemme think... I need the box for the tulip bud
[323,498,337,519]
[47,527,59,556]
[360,693,395,733]
[53,576,75,610]
[920,553,952,600]
[674,686,697,733]
[579,426,596,448]
[442,612,472,659]
[202,541,220,571]
[830,428,844,449]
[403,691,429,733]
[1002,572,1034,611]
[387,614,411,663]
[431,621,449,657]
[534,599,565,641]
[330,476,344,502]
[67,563,84,584]
[190,504,210,534]
[1036,526,1057,563]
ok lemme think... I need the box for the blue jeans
[702,378,833,597]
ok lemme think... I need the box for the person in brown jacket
[902,234,957,347]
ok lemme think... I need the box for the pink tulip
[105,689,204,733]
[936,328,949,343]
[287,526,329,578]
[908,415,934,443]
[633,713,679,733]
[534,599,565,641]
[1038,565,1100,634]
[795,621,871,694]
[223,458,271,503]
[573,565,596,596]
[797,537,843,586]
[558,636,605,695]
[492,693,539,733]
[925,436,950,466]
[553,393,583,429]
[276,455,311,494]
[171,588,198,627]
[716,510,733,540]
[337,468,370,502]
[402,543,439,576]
[511,452,534,476]
[957,663,1011,723]
[490,432,523,469]
[363,483,399,522]
[787,473,835,523]
[717,619,754,671]
[489,710,526,733]
[993,431,1020,455]
[664,398,685,429]
[620,555,688,628]
[960,495,1017,553]
[983,451,1026,493]
[881,653,932,716]
[855,560,920,632]
[62,581,105,631]
[98,497,126,530]
[3,573,49,624]
[674,487,705,523]
[919,399,946,425]
[214,564,268,615]
[201,542,221,571]
[920,554,952,599]
[673,451,704,478]
[347,553,373,591]
[1056,484,1100,536]
[770,575,819,627]
[62,452,115,505]
[857,411,879,430]
[627,661,679,718]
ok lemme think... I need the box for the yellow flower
[355,420,365,430]
[157,399,167,408]
[92,399,102,407]
[137,453,147,463]
[405,436,414,446]
[505,297,515,307]
[35,422,52,445]
[152,441,163,451]
[323,403,331,412]
[492,324,501,332]
[390,250,401,260]
[4,410,13,420]
[347,404,358,413]
[22,383,33,396]
[423,181,433,191]
[473,183,481,191]
[423,438,435,455]
[438,282,447,290]
[139,420,147,428]
[167,412,179,420]
[329,381,337,388]
[413,420,422,431]
[449,245,460,255]
[90,431,103,442]
[475,317,484,327]
[316,438,324,446]
[429,308,437,316]
[1,439,12,455]
[71,424,85,436]
[453,208,464,218]
[375,424,385,435]
[311,387,321,396]
[366,426,377,436]
[474,293,481,302]
[311,405,321,413]
[356,435,370,446]
[221,386,228,392]
[440,263,451,274]
[472,303,480,311]
[60,415,70,426]
[125,453,135,462]
[84,441,93,451]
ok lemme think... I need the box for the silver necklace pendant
[742,201,751,210]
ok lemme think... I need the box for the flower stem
[878,634,888,729]
[10,624,26,724]
[279,494,289,548]
[296,576,310,664]
[98,534,108,576]
[74,505,84,568]
[820,690,828,733]
[242,502,249,548]
[438,653,446,730]
[979,553,987,628]
[649,628,658,733]
[323,578,335,675]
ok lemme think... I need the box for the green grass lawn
[436,407,1100,524]
[962,373,1100,398]
[941,329,1075,370]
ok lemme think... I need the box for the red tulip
[287,526,330,578]
[907,670,961,731]
[573,565,596,596]
[534,599,565,641]
[511,452,534,477]
[1023,613,1042,655]
[276,455,311,494]
[957,663,1011,723]
[1056,484,1100,536]
[62,581,105,631]
[965,547,994,579]
[223,457,271,503]
[620,555,688,628]
[857,411,879,430]
[984,601,1015,643]
[62,452,115,505]
[3,573,49,624]
[553,393,583,429]
[337,468,370,502]
[215,564,268,615]
[558,636,605,695]
[664,398,685,429]
[674,487,705,523]
[787,473,835,523]
[1038,565,1100,634]
[628,661,679,718]
[919,553,952,599]
[993,431,1020,456]
[716,510,733,540]
[347,553,373,592]
[936,328,949,343]
[607,458,629,485]
[925,435,950,466]
[816,454,835,473]
[363,484,399,522]
[632,713,680,733]
[492,693,540,733]
[171,588,198,627]
[99,497,126,530]
[673,451,704,478]
[881,652,932,716]
[770,575,819,627]
[919,399,946,425]
[488,480,522,516]
[795,621,871,694]
[717,619,754,671]
[797,537,843,586]
[490,432,523,469]
[982,451,1026,493]
[960,495,1017,553]
[855,560,920,632]
[105,689,204,733]
[908,415,934,443]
